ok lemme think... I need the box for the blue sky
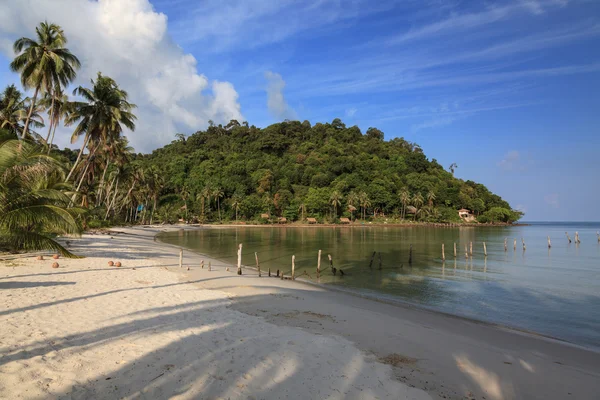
[0,0,599,221]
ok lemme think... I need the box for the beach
[1,227,599,399]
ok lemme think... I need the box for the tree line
[0,21,523,256]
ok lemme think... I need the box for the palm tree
[298,203,306,222]
[330,190,342,219]
[347,191,359,221]
[0,130,84,256]
[359,191,371,220]
[449,163,458,176]
[412,192,424,221]
[231,195,242,222]
[399,188,410,220]
[39,88,73,152]
[65,73,136,184]
[426,190,436,207]
[0,85,45,138]
[213,187,224,222]
[10,22,80,139]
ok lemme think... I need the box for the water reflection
[158,224,600,349]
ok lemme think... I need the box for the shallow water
[158,222,600,350]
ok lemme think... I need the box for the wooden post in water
[514,239,517,251]
[442,243,446,261]
[566,232,572,244]
[575,232,581,244]
[483,242,487,257]
[469,242,473,256]
[465,244,468,258]
[504,238,508,252]
[328,254,334,275]
[368,251,376,269]
[378,252,382,269]
[208,261,211,271]
[201,259,204,269]
[597,231,600,243]
[547,236,552,249]
[453,242,457,258]
[408,245,413,265]
[317,249,322,278]
[237,243,242,275]
[291,255,295,280]
[268,268,271,277]
[179,249,183,268]
[522,238,526,251]
[255,252,260,277]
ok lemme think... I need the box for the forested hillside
[137,119,522,224]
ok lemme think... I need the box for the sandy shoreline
[1,227,598,399]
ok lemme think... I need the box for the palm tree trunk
[44,95,55,144]
[21,86,40,140]
[65,133,90,182]
[105,178,120,220]
[96,159,110,206]
[218,199,221,221]
[151,197,157,225]
[74,142,100,194]
[47,119,59,155]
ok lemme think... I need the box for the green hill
[137,118,522,224]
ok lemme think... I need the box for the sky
[0,0,599,221]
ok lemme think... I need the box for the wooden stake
[208,261,211,271]
[453,242,457,258]
[317,249,322,278]
[442,243,446,261]
[368,251,376,268]
[255,252,260,277]
[504,238,507,252]
[547,236,552,249]
[408,244,413,265]
[201,259,204,269]
[514,239,517,251]
[522,238,526,251]
[465,244,468,258]
[378,252,382,269]
[483,242,487,257]
[291,255,295,280]
[469,242,473,256]
[566,232,572,244]
[179,248,183,268]
[237,243,242,275]
[575,232,581,244]
[268,268,271,277]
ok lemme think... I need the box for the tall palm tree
[330,190,342,218]
[10,22,80,139]
[359,191,371,220]
[298,203,306,222]
[65,73,136,185]
[399,188,410,220]
[231,195,242,222]
[347,191,359,221]
[412,192,424,221]
[213,187,224,222]
[39,88,73,152]
[0,85,45,137]
[0,130,84,256]
[426,190,436,207]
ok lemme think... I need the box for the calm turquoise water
[158,222,600,350]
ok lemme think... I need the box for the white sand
[0,233,430,400]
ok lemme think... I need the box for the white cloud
[345,107,357,117]
[264,71,296,120]
[0,0,243,152]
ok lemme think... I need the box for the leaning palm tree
[330,190,342,219]
[10,22,80,139]
[0,130,84,256]
[65,73,136,184]
[39,88,73,152]
[399,188,410,220]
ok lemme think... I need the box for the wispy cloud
[498,151,522,171]
[265,71,296,120]
[345,107,357,118]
